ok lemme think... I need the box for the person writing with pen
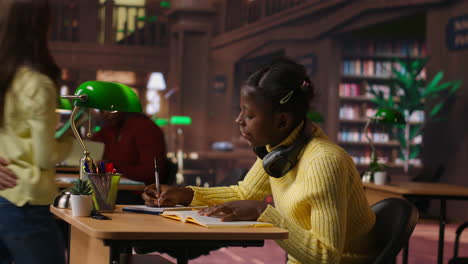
[142,58,378,263]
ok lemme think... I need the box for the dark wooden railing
[50,0,80,42]
[103,2,168,46]
[49,0,168,47]
[224,0,310,32]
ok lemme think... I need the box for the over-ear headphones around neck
[253,127,311,178]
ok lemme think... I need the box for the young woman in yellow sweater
[143,58,378,263]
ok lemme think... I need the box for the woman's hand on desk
[198,200,268,222]
[0,157,17,190]
[142,185,194,207]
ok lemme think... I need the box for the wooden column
[166,1,216,152]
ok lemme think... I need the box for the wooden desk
[51,206,288,264]
[363,181,468,264]
[55,173,146,191]
[56,166,80,174]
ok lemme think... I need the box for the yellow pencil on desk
[154,157,161,207]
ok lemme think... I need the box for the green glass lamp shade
[155,118,169,127]
[374,108,406,124]
[160,1,171,8]
[170,116,192,125]
[58,98,73,110]
[73,81,142,112]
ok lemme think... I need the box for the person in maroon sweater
[91,111,167,203]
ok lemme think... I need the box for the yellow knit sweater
[190,123,377,264]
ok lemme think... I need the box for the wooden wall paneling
[181,31,210,151]
[334,7,427,37]
[208,49,239,146]
[211,0,348,49]
[321,38,342,140]
[207,56,235,146]
[426,1,468,222]
[77,0,99,42]
[212,0,445,51]
[50,43,169,72]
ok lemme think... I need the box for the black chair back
[371,198,419,264]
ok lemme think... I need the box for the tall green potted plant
[369,57,461,174]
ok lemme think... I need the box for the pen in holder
[87,172,121,212]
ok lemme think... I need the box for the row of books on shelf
[339,83,391,98]
[339,104,378,121]
[351,157,422,168]
[339,129,391,144]
[339,105,425,123]
[342,39,426,57]
[350,151,389,166]
[342,60,427,79]
[347,149,422,167]
[338,128,423,145]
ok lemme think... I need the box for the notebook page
[162,211,273,228]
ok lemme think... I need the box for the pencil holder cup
[86,173,121,212]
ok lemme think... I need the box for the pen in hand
[154,157,161,207]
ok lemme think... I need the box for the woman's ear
[276,112,294,131]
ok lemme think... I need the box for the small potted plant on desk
[363,155,389,185]
[69,179,93,217]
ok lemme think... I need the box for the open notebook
[161,210,274,228]
[122,205,207,215]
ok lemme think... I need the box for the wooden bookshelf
[338,140,400,147]
[339,118,423,125]
[337,38,426,173]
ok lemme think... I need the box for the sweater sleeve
[257,153,349,264]
[189,158,271,206]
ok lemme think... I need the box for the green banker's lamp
[363,107,405,179]
[62,81,142,180]
[154,118,169,127]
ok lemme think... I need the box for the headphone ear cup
[262,147,293,178]
[261,127,311,178]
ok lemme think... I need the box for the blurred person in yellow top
[143,58,378,263]
[0,1,72,263]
